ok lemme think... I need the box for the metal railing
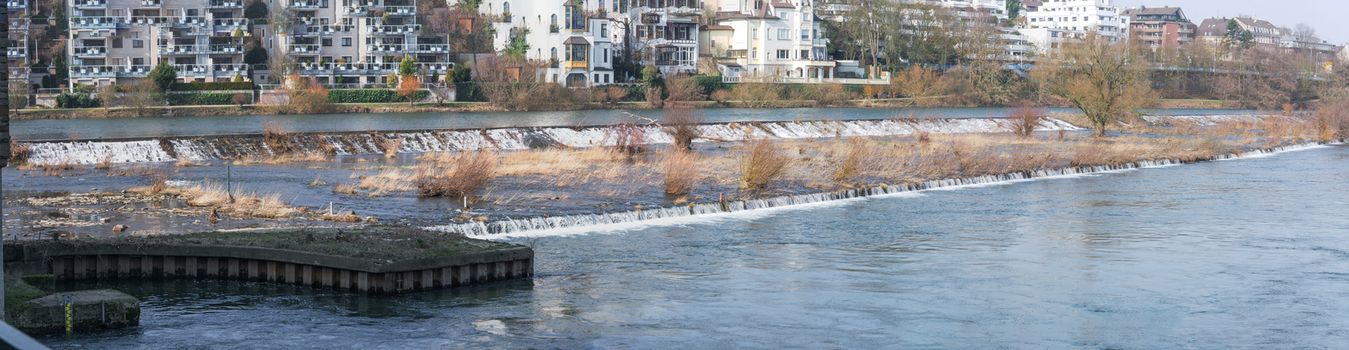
[384,6,415,15]
[6,47,26,58]
[69,65,153,78]
[209,0,244,8]
[140,0,160,6]
[73,0,106,8]
[290,0,322,8]
[292,62,453,74]
[368,24,421,34]
[73,46,108,57]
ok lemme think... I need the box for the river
[13,107,1251,141]
[40,143,1348,348]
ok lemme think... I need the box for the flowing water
[41,144,1349,349]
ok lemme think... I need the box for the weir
[18,118,1084,165]
[429,143,1331,237]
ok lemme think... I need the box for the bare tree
[124,80,163,117]
[1031,34,1156,136]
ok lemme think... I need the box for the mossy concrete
[9,289,140,336]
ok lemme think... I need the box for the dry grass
[333,183,358,195]
[10,141,31,165]
[413,151,498,198]
[380,137,403,159]
[739,139,791,190]
[40,161,77,177]
[175,158,204,167]
[262,121,294,156]
[832,137,877,184]
[95,156,113,170]
[131,180,299,219]
[357,169,415,196]
[232,151,332,165]
[663,150,698,195]
[612,122,647,156]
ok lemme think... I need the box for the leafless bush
[833,137,875,183]
[663,150,697,195]
[262,121,295,155]
[740,139,790,190]
[10,141,31,165]
[95,156,113,170]
[612,122,647,156]
[1314,93,1349,142]
[1010,102,1045,138]
[413,151,498,198]
[710,89,731,105]
[664,106,702,150]
[730,83,782,108]
[664,74,704,106]
[380,137,403,159]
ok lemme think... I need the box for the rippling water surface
[46,145,1348,349]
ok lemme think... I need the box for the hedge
[168,92,242,105]
[171,81,255,91]
[455,82,487,102]
[328,89,429,103]
[691,75,726,95]
[56,92,100,108]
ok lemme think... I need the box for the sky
[1116,0,1349,44]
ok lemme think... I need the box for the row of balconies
[74,0,107,9]
[290,0,322,9]
[296,24,356,36]
[159,44,246,55]
[368,24,420,35]
[70,16,248,31]
[73,45,108,57]
[294,61,453,74]
[140,0,161,7]
[7,46,27,59]
[69,63,246,78]
[344,5,415,16]
[209,0,244,8]
[368,43,450,53]
[7,0,27,10]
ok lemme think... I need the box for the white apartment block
[614,0,702,76]
[481,0,617,86]
[66,0,253,88]
[709,0,834,82]
[1023,0,1128,52]
[274,0,453,85]
[8,0,32,88]
[908,0,1007,20]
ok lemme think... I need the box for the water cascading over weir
[18,118,1084,165]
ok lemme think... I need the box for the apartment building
[910,0,1008,20]
[273,0,453,86]
[66,0,252,88]
[481,0,616,87]
[1122,6,1195,49]
[1022,0,1128,51]
[614,0,702,75]
[1196,17,1280,48]
[708,0,833,82]
[8,0,32,90]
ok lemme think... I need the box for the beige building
[8,0,32,90]
[273,0,453,86]
[67,0,252,88]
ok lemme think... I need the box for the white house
[612,0,701,76]
[1021,0,1128,52]
[482,0,617,87]
[709,0,835,82]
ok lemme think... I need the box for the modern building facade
[273,0,453,85]
[481,0,616,86]
[1122,6,1194,49]
[66,0,253,88]
[1022,0,1128,51]
[708,0,835,82]
[8,0,32,90]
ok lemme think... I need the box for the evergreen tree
[149,61,178,92]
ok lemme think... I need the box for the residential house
[272,0,453,86]
[482,0,616,86]
[1123,6,1195,49]
[1021,0,1128,52]
[612,0,702,76]
[66,0,252,89]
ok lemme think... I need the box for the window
[603,48,608,63]
[133,40,144,48]
[800,50,808,60]
[342,56,352,64]
[800,29,809,41]
[322,38,333,47]
[341,37,352,46]
[112,38,123,48]
[777,50,788,59]
[132,58,144,66]
[778,29,789,40]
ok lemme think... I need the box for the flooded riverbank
[36,140,1349,349]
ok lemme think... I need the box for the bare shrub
[612,122,647,156]
[664,74,704,106]
[663,150,698,195]
[730,83,782,108]
[95,156,113,170]
[646,87,665,108]
[413,151,498,198]
[333,183,358,195]
[833,137,875,183]
[664,106,702,150]
[710,89,731,105]
[262,121,294,155]
[1010,102,1046,138]
[739,139,790,190]
[1314,94,1348,142]
[379,137,403,159]
[10,141,34,165]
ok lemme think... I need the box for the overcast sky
[1116,0,1348,44]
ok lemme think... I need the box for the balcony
[290,0,322,9]
[160,45,206,55]
[212,18,250,33]
[7,47,26,59]
[562,60,588,70]
[292,62,453,76]
[140,0,160,6]
[209,44,244,54]
[70,65,152,78]
[369,44,403,53]
[368,24,420,35]
[74,46,108,58]
[7,0,26,10]
[73,0,107,9]
[298,24,353,36]
[289,44,321,54]
[174,64,212,76]
[70,16,123,30]
[209,0,244,8]
[213,63,249,76]
[412,44,449,53]
[384,6,415,16]
[170,16,210,28]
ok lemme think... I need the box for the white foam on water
[432,143,1333,240]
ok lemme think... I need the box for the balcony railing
[289,44,321,54]
[213,63,249,76]
[562,60,588,70]
[7,47,27,58]
[140,0,160,6]
[384,6,415,16]
[298,24,354,35]
[70,65,152,78]
[74,0,107,8]
[368,24,420,35]
[209,0,244,8]
[213,18,249,28]
[293,62,453,75]
[174,64,213,76]
[7,0,27,9]
[74,46,108,57]
[69,16,123,29]
[160,45,205,55]
[209,44,244,54]
[291,0,322,9]
[369,43,450,53]
[170,16,210,27]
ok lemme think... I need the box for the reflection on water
[43,145,1348,349]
